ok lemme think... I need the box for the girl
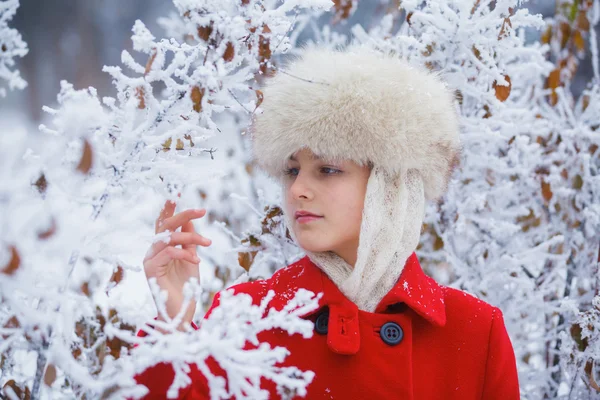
[134,45,520,399]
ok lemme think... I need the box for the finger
[156,200,177,234]
[181,220,211,251]
[148,231,211,258]
[160,208,207,234]
[145,246,200,276]
[167,231,212,250]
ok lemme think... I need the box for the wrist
[150,316,197,334]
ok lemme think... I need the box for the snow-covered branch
[0,0,27,97]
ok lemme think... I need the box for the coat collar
[297,252,446,327]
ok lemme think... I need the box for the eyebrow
[289,153,322,161]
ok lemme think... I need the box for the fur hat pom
[249,44,462,200]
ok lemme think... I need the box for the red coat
[134,253,520,399]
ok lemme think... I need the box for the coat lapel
[294,252,446,327]
[374,252,447,327]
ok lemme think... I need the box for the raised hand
[143,199,212,330]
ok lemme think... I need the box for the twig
[550,253,576,389]
[277,69,331,86]
[228,89,253,114]
[31,347,47,399]
[272,11,299,54]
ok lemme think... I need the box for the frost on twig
[1,0,333,397]
[348,0,600,397]
[0,0,27,97]
[133,287,322,400]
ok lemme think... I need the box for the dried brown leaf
[191,86,205,113]
[72,347,82,359]
[197,24,213,41]
[144,49,157,76]
[2,380,30,400]
[559,22,571,49]
[493,75,512,102]
[162,137,172,151]
[238,251,257,272]
[541,25,552,44]
[546,68,561,105]
[574,30,585,52]
[44,364,57,387]
[585,359,600,391]
[37,218,57,240]
[81,282,91,297]
[107,337,124,359]
[577,10,590,32]
[541,180,553,202]
[498,17,512,40]
[100,385,121,399]
[223,42,235,62]
[76,139,93,174]
[1,246,20,275]
[2,315,20,340]
[472,46,482,61]
[471,0,481,15]
[582,94,590,111]
[184,134,195,147]
[135,87,146,110]
[482,104,492,119]
[110,266,124,285]
[34,173,47,194]
[332,0,354,23]
[255,89,264,109]
[573,174,583,190]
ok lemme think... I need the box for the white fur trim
[250,44,461,200]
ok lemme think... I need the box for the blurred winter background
[2,0,600,398]
[5,0,591,123]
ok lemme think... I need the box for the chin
[296,235,334,253]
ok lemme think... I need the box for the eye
[283,167,299,177]
[321,167,341,175]
[283,166,341,177]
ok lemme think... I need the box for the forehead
[288,148,328,162]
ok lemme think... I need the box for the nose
[288,170,314,200]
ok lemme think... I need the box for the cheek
[282,180,366,251]
[324,185,365,235]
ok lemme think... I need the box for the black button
[315,310,329,335]
[380,322,403,345]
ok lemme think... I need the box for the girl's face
[282,148,372,267]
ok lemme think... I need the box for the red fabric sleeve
[481,307,520,399]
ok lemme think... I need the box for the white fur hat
[249,44,461,200]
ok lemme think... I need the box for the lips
[295,210,322,219]
[296,215,322,224]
